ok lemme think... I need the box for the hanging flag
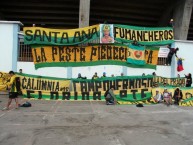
[127,44,146,65]
[177,58,184,72]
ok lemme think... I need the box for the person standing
[166,45,179,65]
[185,73,192,87]
[2,71,19,110]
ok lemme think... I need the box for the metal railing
[18,40,33,62]
[18,38,168,65]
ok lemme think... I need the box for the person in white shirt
[163,89,172,106]
[153,90,163,103]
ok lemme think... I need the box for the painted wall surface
[0,21,21,72]
[17,62,171,79]
[173,40,193,78]
[0,24,14,72]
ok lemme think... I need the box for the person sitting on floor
[173,88,183,105]
[105,86,116,105]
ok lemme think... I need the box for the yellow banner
[24,25,100,45]
[32,45,159,69]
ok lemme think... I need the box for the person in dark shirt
[166,45,179,65]
[185,73,192,87]
[173,88,183,105]
[77,73,86,79]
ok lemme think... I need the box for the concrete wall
[17,62,172,79]
[173,40,193,77]
[0,21,22,72]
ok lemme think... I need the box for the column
[79,0,90,28]
[173,0,193,40]
[0,21,23,72]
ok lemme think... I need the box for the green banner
[2,72,192,106]
[127,44,145,65]
[114,24,174,45]
[31,44,159,69]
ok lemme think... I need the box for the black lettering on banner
[125,29,131,40]
[80,81,88,92]
[60,32,69,43]
[25,30,33,41]
[154,31,159,41]
[38,91,42,99]
[82,92,89,100]
[119,47,125,60]
[143,31,148,41]
[119,28,125,38]
[98,46,101,60]
[59,46,65,62]
[52,46,58,61]
[52,82,55,91]
[74,92,78,100]
[40,47,47,62]
[107,45,112,60]
[50,91,59,100]
[80,47,86,61]
[168,30,173,40]
[27,90,35,98]
[22,77,27,89]
[159,31,164,40]
[91,27,99,37]
[42,31,51,42]
[147,50,153,63]
[113,46,119,60]
[131,89,138,100]
[31,78,35,90]
[47,81,53,91]
[109,80,116,89]
[122,79,128,89]
[81,30,90,40]
[136,79,141,88]
[95,81,102,91]
[73,31,81,42]
[164,30,168,40]
[72,47,79,62]
[103,80,110,91]
[52,32,60,43]
[41,80,47,90]
[65,47,71,62]
[113,27,119,38]
[141,89,148,99]
[93,92,101,100]
[101,45,106,60]
[90,46,97,61]
[55,82,60,91]
[73,81,79,92]
[148,78,153,87]
[116,79,122,90]
[129,79,134,89]
[34,30,42,42]
[148,31,154,41]
[141,78,147,88]
[131,31,136,40]
[137,31,143,41]
[120,90,127,98]
[62,92,70,100]
[88,81,95,91]
[33,49,41,62]
[27,78,31,89]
